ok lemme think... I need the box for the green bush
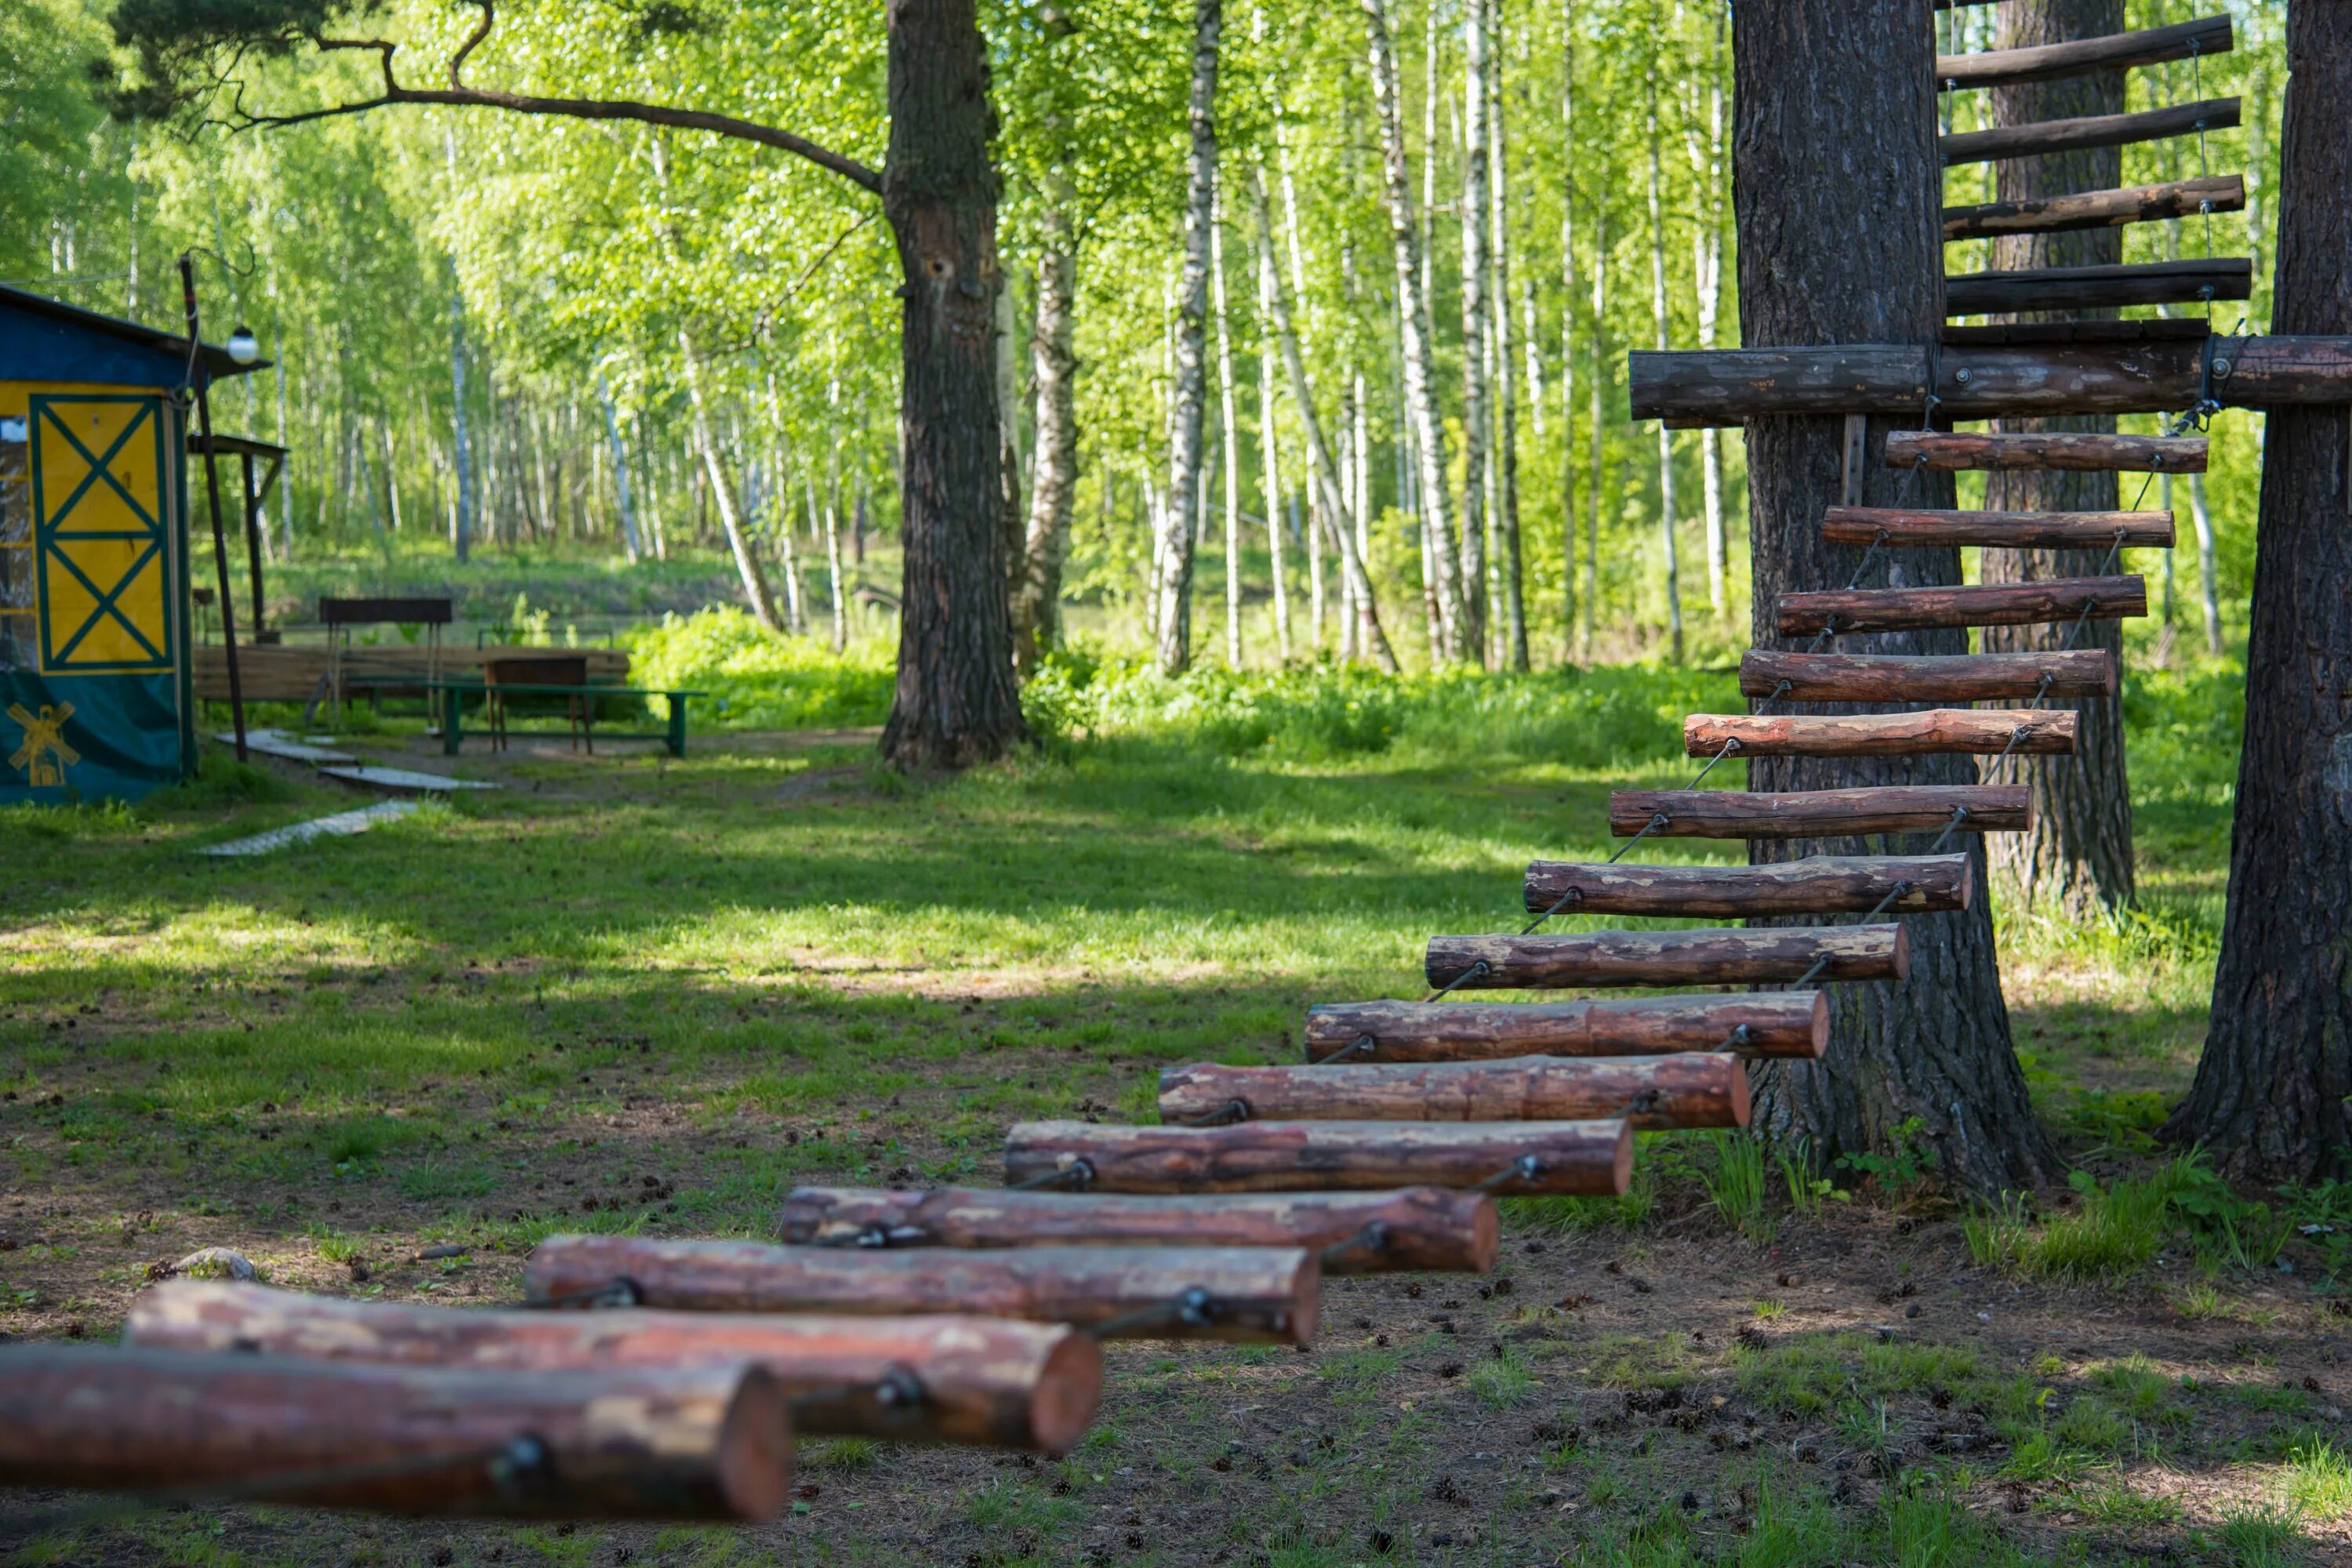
[623,608,894,729]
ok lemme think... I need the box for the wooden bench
[424,677,705,759]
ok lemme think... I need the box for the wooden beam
[1940,98,2238,165]
[1684,708,2078,757]
[1944,174,2245,239]
[1426,926,1907,989]
[1777,575,2146,635]
[1947,258,2251,316]
[1524,855,1971,918]
[1305,994,1829,1062]
[1001,1119,1634,1197]
[126,1282,1102,1455]
[1740,648,2117,702]
[1159,1054,1751,1131]
[1627,346,1927,425]
[524,1236,1320,1345]
[1822,506,2175,548]
[0,1345,792,1520]
[1936,15,2232,91]
[1888,430,2205,471]
[776,1185,1500,1276]
[1611,785,2032,838]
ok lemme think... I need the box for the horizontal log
[524,1236,1317,1345]
[1936,15,2232,90]
[1888,430,2205,471]
[0,1345,789,1519]
[1740,648,2117,702]
[1947,258,2251,316]
[1941,97,2238,165]
[776,1185,1499,1275]
[1777,575,2147,636]
[1944,174,2245,239]
[1822,506,2174,549]
[1684,708,2078,757]
[1001,1119,1632,1197]
[1305,993,1829,1062]
[1159,1054,1750,1130]
[1942,318,2212,345]
[1623,346,1927,424]
[1611,786,2032,839]
[125,1282,1098,1454]
[1427,926,1907,989]
[1525,854,1970,918]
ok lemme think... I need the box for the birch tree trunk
[1458,0,1494,667]
[1559,1,1578,661]
[1690,2,1729,616]
[1211,183,1246,668]
[596,372,644,563]
[821,474,848,652]
[1584,205,1606,661]
[1645,56,1684,664]
[1255,224,1292,662]
[447,260,475,566]
[1156,0,1222,676]
[1487,0,1527,670]
[679,327,783,633]
[1012,195,1077,677]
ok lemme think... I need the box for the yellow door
[31,393,173,673]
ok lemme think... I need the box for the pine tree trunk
[2163,0,2352,1184]
[1011,198,1077,677]
[1976,0,2137,918]
[1733,0,2059,1197]
[1458,0,1493,667]
[1156,0,1222,676]
[1486,0,1528,671]
[679,327,783,633]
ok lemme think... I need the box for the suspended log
[1426,925,1907,989]
[1941,97,2238,165]
[1947,258,2252,316]
[1684,708,2078,757]
[1526,854,1969,917]
[1158,1054,1750,1131]
[1821,506,2174,549]
[125,1281,1098,1454]
[1001,1118,1632,1197]
[1740,648,2117,702]
[1611,785,2031,839]
[524,1235,1317,1346]
[1624,346,1928,425]
[0,1345,790,1520]
[1944,174,2245,240]
[1889,430,2205,471]
[1936,14,2233,90]
[1777,575,2146,635]
[776,1185,1498,1275]
[1305,993,1829,1062]
[1942,318,2212,345]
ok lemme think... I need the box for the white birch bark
[1156,0,1223,675]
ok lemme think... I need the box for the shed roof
[0,281,270,389]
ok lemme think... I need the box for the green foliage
[1834,1117,1937,1202]
[2285,1438,2352,1521]
[625,608,894,729]
[1699,1130,1773,1247]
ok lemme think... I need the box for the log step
[1740,648,2116,702]
[128,1280,1100,1454]
[1887,429,2206,472]
[1159,1054,1751,1131]
[1524,854,1971,917]
[1305,994,1830,1063]
[1944,174,2245,241]
[1684,708,2078,757]
[1612,785,2031,839]
[1001,1119,1632,1197]
[1937,14,2231,92]
[1947,258,2251,317]
[525,1234,1319,1345]
[777,1185,1499,1275]
[1824,506,2174,549]
[1776,575,2146,636]
[1427,926,1907,989]
[1940,97,2238,166]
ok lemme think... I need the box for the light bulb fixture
[226,325,260,366]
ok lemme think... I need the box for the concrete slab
[194,800,419,857]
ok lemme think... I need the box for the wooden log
[1611,786,2031,839]
[0,1345,789,1520]
[1947,258,2251,316]
[1821,506,2174,549]
[1158,1054,1751,1131]
[524,1236,1318,1346]
[1940,97,2238,165]
[125,1281,1098,1454]
[1001,1119,1632,1197]
[1777,575,2146,635]
[1944,174,2245,240]
[1525,855,1969,917]
[1426,926,1907,989]
[1888,430,2205,471]
[1305,994,1829,1062]
[1739,648,2116,702]
[1626,346,1927,425]
[1683,708,2078,757]
[1936,15,2232,90]
[2211,336,2352,405]
[776,1185,1499,1275]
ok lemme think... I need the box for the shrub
[624,608,894,730]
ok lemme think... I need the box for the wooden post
[1002,1118,1632,1196]
[1158,1053,1750,1130]
[1611,785,2031,838]
[1739,648,2115,702]
[1682,708,2078,756]
[1305,994,1829,1061]
[1426,924,1907,988]
[1524,854,1970,916]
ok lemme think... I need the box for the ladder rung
[1941,98,2238,166]
[1823,506,2175,549]
[1886,430,2206,472]
[1610,786,2031,840]
[1936,15,2232,92]
[1944,175,2245,241]
[1947,258,2250,317]
[1684,708,2077,757]
[1426,926,1908,989]
[1524,854,1973,917]
[1738,650,2116,703]
[1777,576,2146,636]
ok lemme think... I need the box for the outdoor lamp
[226,325,260,365]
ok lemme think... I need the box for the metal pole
[179,253,247,762]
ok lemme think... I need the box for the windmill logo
[8,702,78,787]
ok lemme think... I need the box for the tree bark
[1160,1053,1749,1131]
[1212,179,1244,667]
[1004,1119,1631,1196]
[1305,994,1828,1061]
[2164,0,2352,1183]
[1256,221,1292,661]
[1487,0,1528,670]
[1156,0,1222,675]
[1459,0,1493,666]
[1428,925,1908,989]
[1733,0,2057,1198]
[1646,51,1685,662]
[1011,196,1076,677]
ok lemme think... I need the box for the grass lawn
[2,659,2345,1566]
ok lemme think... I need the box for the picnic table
[423,677,705,758]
